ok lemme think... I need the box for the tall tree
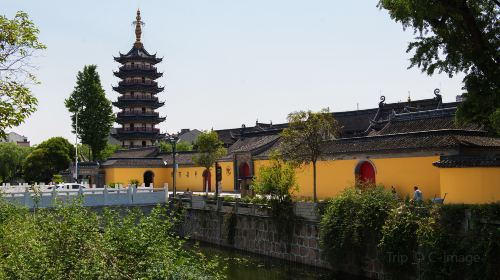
[0,142,31,183]
[23,137,75,183]
[378,0,499,134]
[159,140,193,153]
[0,11,46,139]
[280,108,341,202]
[193,131,227,193]
[65,65,114,161]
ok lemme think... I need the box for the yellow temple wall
[104,167,169,188]
[163,161,234,192]
[439,167,500,204]
[253,156,441,200]
[371,156,441,200]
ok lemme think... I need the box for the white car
[48,183,86,190]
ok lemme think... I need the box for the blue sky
[3,0,464,145]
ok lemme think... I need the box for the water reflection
[191,242,368,280]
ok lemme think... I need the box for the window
[142,141,146,147]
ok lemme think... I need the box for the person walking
[413,186,423,202]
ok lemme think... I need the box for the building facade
[100,92,500,204]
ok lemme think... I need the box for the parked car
[47,183,86,190]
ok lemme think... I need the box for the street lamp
[166,134,179,197]
[74,109,79,182]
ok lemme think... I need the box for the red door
[359,161,375,184]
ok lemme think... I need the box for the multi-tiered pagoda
[112,10,165,148]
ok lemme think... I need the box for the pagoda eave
[113,70,163,80]
[115,116,166,124]
[112,101,165,109]
[112,85,164,94]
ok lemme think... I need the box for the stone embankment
[179,196,385,279]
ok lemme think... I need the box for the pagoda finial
[133,9,144,48]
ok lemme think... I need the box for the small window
[142,141,146,147]
[142,77,145,83]
[72,185,79,189]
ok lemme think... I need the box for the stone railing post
[23,186,31,207]
[103,186,109,205]
[163,184,168,204]
[235,198,240,214]
[127,185,133,205]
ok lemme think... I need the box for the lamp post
[74,109,79,182]
[167,134,179,197]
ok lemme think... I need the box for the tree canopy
[378,0,499,134]
[0,142,31,183]
[193,131,227,171]
[159,140,193,153]
[0,11,46,139]
[65,65,115,161]
[23,137,75,183]
[280,108,341,201]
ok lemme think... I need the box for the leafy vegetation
[160,140,193,153]
[319,185,500,279]
[65,65,115,161]
[23,137,75,183]
[378,0,500,134]
[253,152,298,243]
[320,186,397,263]
[0,142,31,183]
[0,200,225,279]
[0,11,46,138]
[280,108,341,201]
[193,131,227,193]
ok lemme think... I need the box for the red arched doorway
[356,161,376,185]
[239,162,250,179]
[202,169,211,192]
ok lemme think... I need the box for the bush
[0,200,225,279]
[320,186,398,264]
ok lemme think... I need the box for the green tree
[23,137,75,183]
[280,108,341,202]
[65,65,115,161]
[193,131,227,193]
[0,142,31,183]
[159,140,193,153]
[0,11,46,139]
[253,151,298,203]
[378,0,500,134]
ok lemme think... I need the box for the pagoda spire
[133,9,144,48]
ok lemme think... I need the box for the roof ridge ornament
[133,9,145,48]
[434,88,442,109]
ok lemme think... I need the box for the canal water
[191,242,369,280]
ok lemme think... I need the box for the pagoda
[112,10,165,148]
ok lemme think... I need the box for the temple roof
[114,46,162,64]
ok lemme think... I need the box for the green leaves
[23,137,74,183]
[193,131,227,170]
[0,11,45,138]
[0,142,31,183]
[65,65,115,161]
[253,151,298,203]
[0,202,226,279]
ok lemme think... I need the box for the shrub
[320,186,397,264]
[0,200,225,279]
[129,179,139,186]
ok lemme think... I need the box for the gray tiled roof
[101,158,166,168]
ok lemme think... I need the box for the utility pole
[74,110,79,182]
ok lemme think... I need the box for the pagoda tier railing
[117,96,159,101]
[117,127,161,133]
[117,111,160,117]
[119,65,157,71]
[118,80,158,86]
